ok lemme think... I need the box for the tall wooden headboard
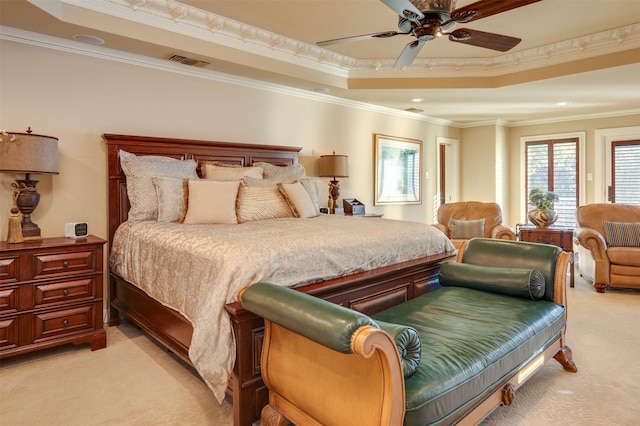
[103,133,302,247]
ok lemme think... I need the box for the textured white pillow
[278,182,318,218]
[119,150,198,223]
[254,162,307,181]
[204,163,263,180]
[183,180,241,224]
[153,177,188,223]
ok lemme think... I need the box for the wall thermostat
[65,222,88,238]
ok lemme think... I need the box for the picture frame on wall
[374,134,422,205]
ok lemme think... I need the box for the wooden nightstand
[0,236,107,358]
[518,226,574,288]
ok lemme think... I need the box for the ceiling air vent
[167,54,210,68]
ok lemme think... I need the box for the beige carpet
[1,266,638,426]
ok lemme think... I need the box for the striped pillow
[236,184,294,223]
[450,218,485,239]
[602,221,640,247]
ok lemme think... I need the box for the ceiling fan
[317,0,542,68]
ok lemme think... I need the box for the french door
[608,140,640,205]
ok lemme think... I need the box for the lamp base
[328,179,341,214]
[14,176,43,241]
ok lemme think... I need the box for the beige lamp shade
[319,154,348,179]
[0,132,59,175]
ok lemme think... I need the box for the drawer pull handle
[63,320,69,327]
[63,289,69,296]
[63,261,69,268]
[538,238,554,244]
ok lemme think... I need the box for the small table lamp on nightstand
[0,128,59,241]
[319,152,348,214]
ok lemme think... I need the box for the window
[611,140,640,205]
[526,138,579,227]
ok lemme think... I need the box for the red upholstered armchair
[431,202,516,249]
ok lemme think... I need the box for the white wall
[0,37,460,240]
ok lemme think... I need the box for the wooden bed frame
[103,133,455,426]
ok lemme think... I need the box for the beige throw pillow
[254,162,306,181]
[278,182,318,218]
[203,162,263,180]
[183,180,241,224]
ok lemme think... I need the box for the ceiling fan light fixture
[412,0,455,13]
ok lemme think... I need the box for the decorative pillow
[203,162,263,180]
[153,177,188,223]
[183,180,241,224]
[242,176,287,187]
[236,184,294,223]
[449,218,485,239]
[374,320,421,378]
[278,182,318,218]
[439,262,546,301]
[300,178,320,214]
[119,150,198,223]
[254,162,306,181]
[602,221,640,247]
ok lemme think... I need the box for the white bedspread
[109,215,454,402]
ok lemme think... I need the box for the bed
[103,133,456,426]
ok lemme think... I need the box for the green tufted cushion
[375,320,421,378]
[439,262,546,300]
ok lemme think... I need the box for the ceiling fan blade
[451,0,542,23]
[381,0,425,21]
[317,31,406,47]
[449,28,521,52]
[394,40,426,68]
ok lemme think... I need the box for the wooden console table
[518,226,574,288]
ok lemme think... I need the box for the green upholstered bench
[241,238,578,425]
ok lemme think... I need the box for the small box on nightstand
[343,198,365,216]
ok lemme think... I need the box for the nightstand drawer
[34,305,96,342]
[34,278,95,307]
[0,317,18,349]
[0,287,17,312]
[0,257,19,284]
[33,250,97,279]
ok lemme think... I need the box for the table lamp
[319,152,348,213]
[0,128,59,241]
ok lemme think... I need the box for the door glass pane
[613,141,640,205]
[553,142,577,226]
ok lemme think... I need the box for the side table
[518,226,574,288]
[0,235,107,358]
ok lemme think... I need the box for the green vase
[528,207,558,228]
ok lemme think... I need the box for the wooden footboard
[109,251,452,426]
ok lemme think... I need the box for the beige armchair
[575,203,640,293]
[432,201,516,249]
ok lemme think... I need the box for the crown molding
[0,25,454,127]
[2,23,636,129]
[36,0,640,81]
[352,24,640,78]
[53,0,640,80]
